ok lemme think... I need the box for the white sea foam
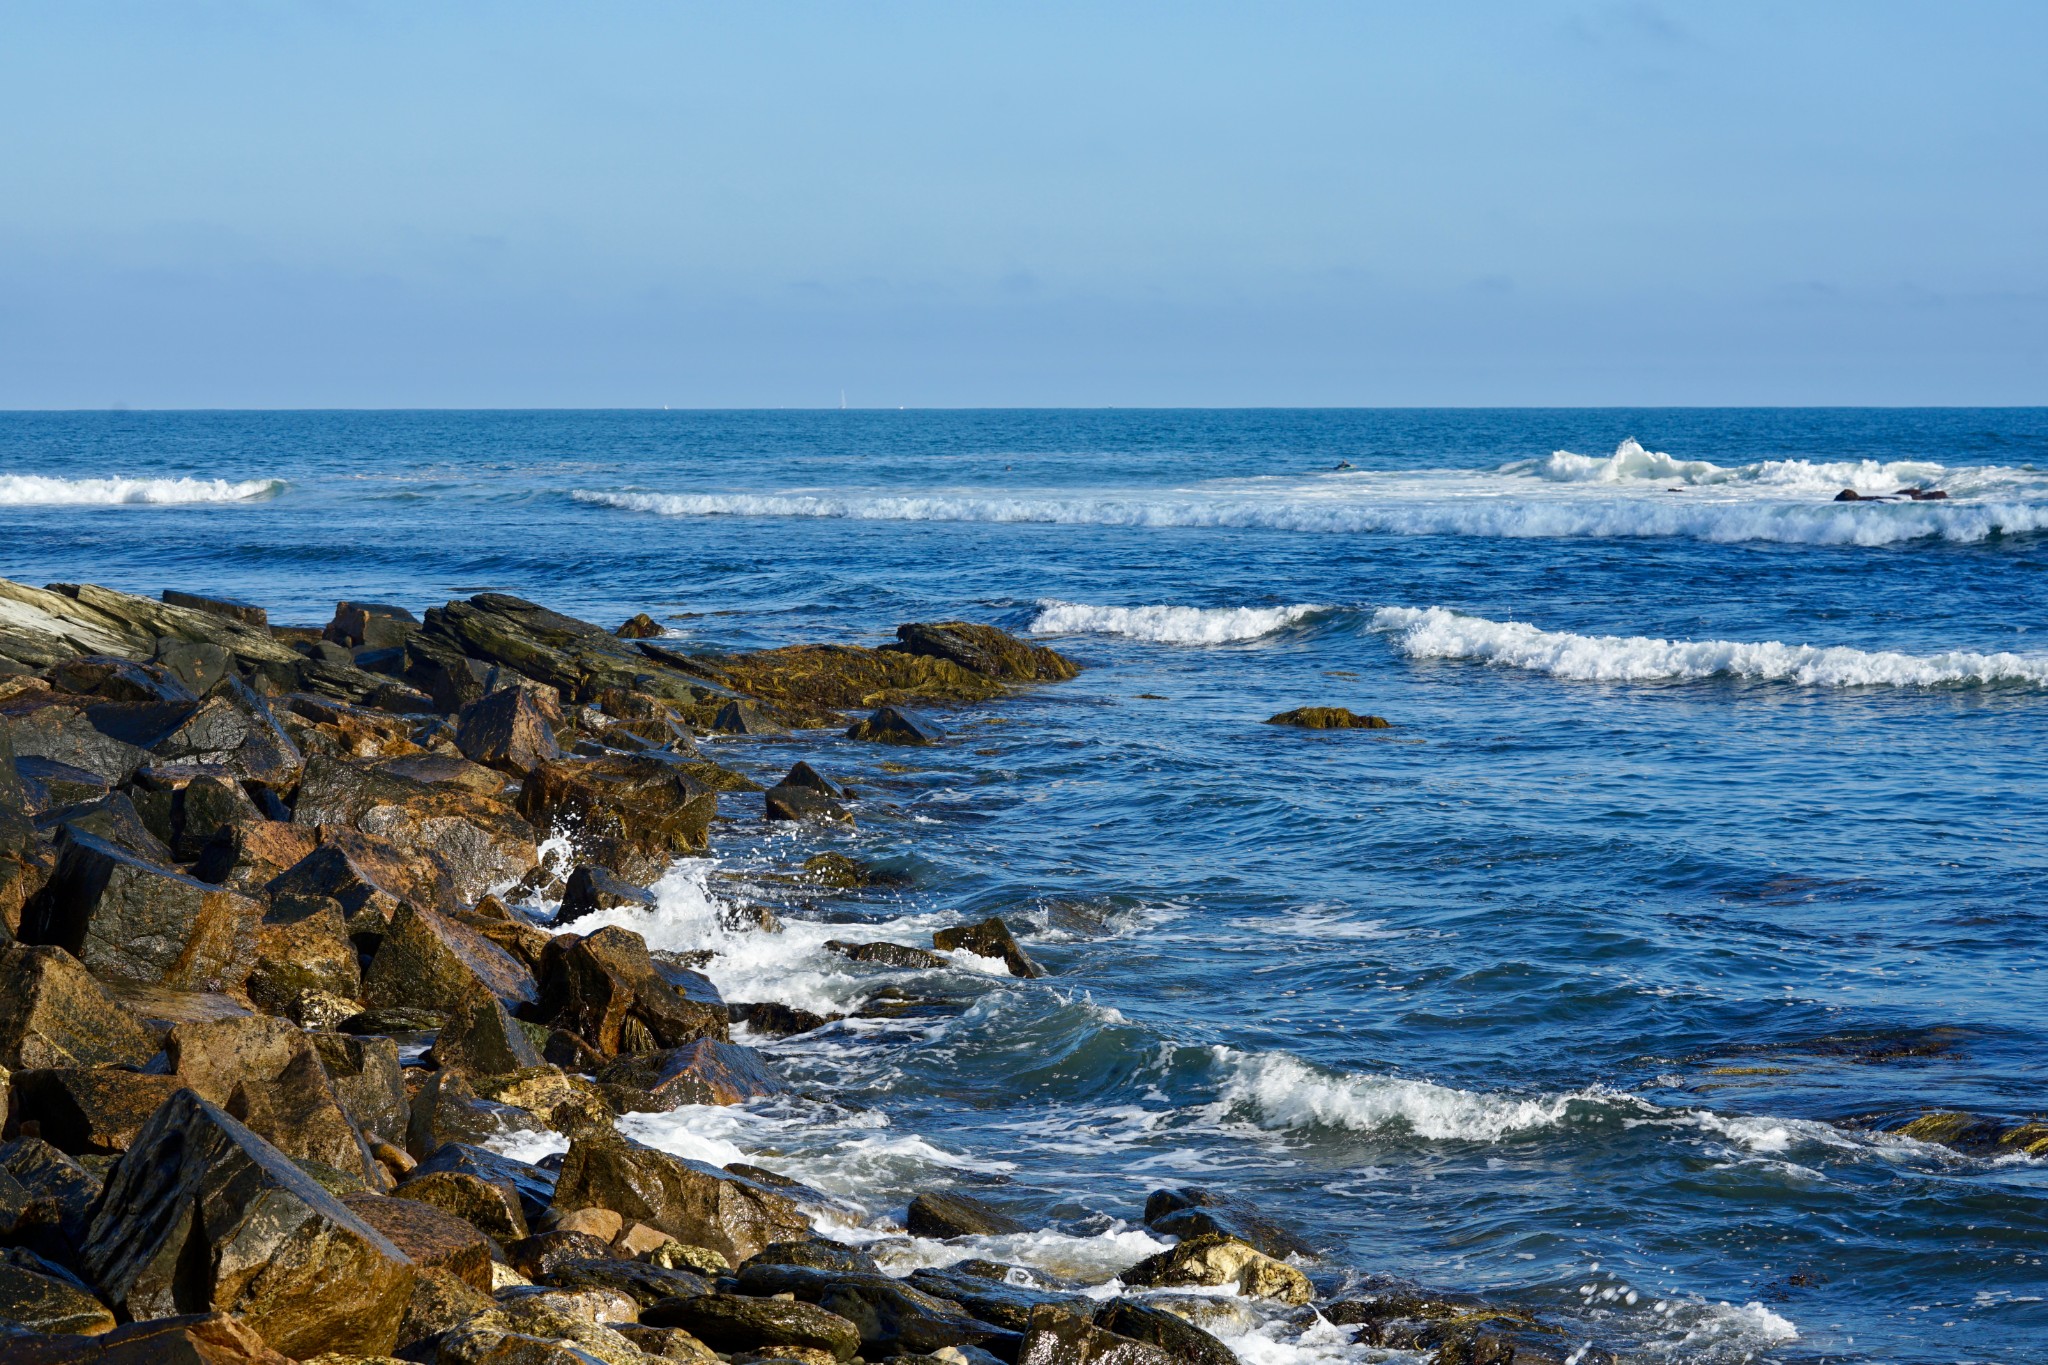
[1206,1047,1635,1141]
[1029,600,1324,644]
[1511,436,1954,495]
[0,474,285,505]
[1372,606,2048,689]
[573,453,2048,548]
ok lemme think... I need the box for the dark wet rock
[1834,488,1862,501]
[845,706,945,745]
[363,901,539,1013]
[1016,1305,1172,1364]
[162,590,267,631]
[519,755,717,882]
[0,1312,293,1364]
[33,791,175,864]
[417,1142,558,1226]
[435,1298,658,1365]
[548,1129,812,1265]
[1141,1186,1314,1261]
[777,761,842,797]
[422,593,709,709]
[904,1269,1090,1332]
[739,1240,883,1277]
[405,1070,548,1160]
[266,842,414,937]
[433,988,548,1075]
[539,926,729,1057]
[246,894,360,1016]
[4,702,152,786]
[311,1031,409,1147]
[1092,1299,1237,1365]
[471,1065,614,1137]
[538,1255,715,1308]
[615,1323,723,1361]
[0,1246,117,1335]
[765,780,851,824]
[341,1189,499,1291]
[393,1265,498,1353]
[12,757,113,815]
[456,686,565,777]
[555,863,658,928]
[734,1263,1020,1359]
[379,752,507,794]
[153,639,235,698]
[824,939,950,970]
[931,916,1042,979]
[712,699,791,735]
[393,1166,531,1243]
[731,1002,837,1038]
[0,1137,102,1257]
[327,600,420,651]
[595,1039,787,1112]
[506,1228,616,1280]
[18,828,261,992]
[616,613,665,640]
[887,622,1080,684]
[1264,706,1391,729]
[5,1069,182,1154]
[1118,1232,1311,1304]
[0,943,157,1071]
[191,818,319,892]
[138,772,263,862]
[641,1292,862,1359]
[47,655,196,706]
[81,1090,415,1358]
[143,683,303,788]
[1322,1292,1563,1361]
[905,1191,1028,1239]
[799,852,911,888]
[292,754,539,903]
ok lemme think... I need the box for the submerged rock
[825,939,951,970]
[1263,706,1391,729]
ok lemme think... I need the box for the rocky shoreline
[0,574,1763,1364]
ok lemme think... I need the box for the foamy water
[1029,600,1325,644]
[0,474,285,505]
[1372,605,2048,688]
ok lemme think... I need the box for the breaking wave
[572,477,2048,548]
[0,474,286,505]
[1029,600,1325,644]
[1372,606,2048,689]
[1507,437,1958,495]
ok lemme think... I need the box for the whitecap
[1028,600,1325,645]
[0,474,285,505]
[1372,606,2048,689]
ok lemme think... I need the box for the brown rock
[905,1192,1026,1239]
[640,1292,862,1359]
[519,755,717,882]
[226,1047,385,1190]
[292,755,538,903]
[596,1039,787,1112]
[393,1265,498,1352]
[246,896,361,1015]
[548,1129,811,1266]
[554,864,657,929]
[405,1070,548,1161]
[554,1205,626,1241]
[887,622,1080,683]
[539,927,729,1058]
[0,1312,293,1365]
[19,827,261,992]
[615,614,665,640]
[0,1248,118,1335]
[0,944,157,1071]
[472,1066,612,1137]
[167,1014,315,1105]
[931,916,1043,979]
[393,1168,531,1243]
[82,1090,416,1358]
[7,1069,186,1155]
[362,901,538,1013]
[432,989,546,1075]
[327,601,420,651]
[1017,1304,1173,1364]
[456,687,565,776]
[310,1032,409,1147]
[342,1190,498,1291]
[1263,706,1391,730]
[189,819,318,893]
[1116,1232,1311,1304]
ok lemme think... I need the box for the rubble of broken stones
[0,576,1601,1364]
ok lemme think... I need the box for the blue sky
[1,2,2041,407]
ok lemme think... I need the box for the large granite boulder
[518,755,717,882]
[168,1016,384,1188]
[0,944,157,1071]
[905,1191,1026,1239]
[593,1038,786,1112]
[80,1090,415,1358]
[432,988,547,1075]
[339,1190,498,1291]
[310,1032,409,1148]
[18,828,261,992]
[6,1070,185,1155]
[538,926,728,1057]
[391,1167,531,1244]
[0,1246,117,1335]
[640,1292,861,1359]
[1016,1304,1174,1364]
[291,754,538,903]
[548,1129,811,1265]
[361,901,538,1013]
[455,685,564,777]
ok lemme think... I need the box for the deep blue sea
[5,409,2048,1364]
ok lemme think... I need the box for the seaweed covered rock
[548,1129,811,1265]
[80,1090,416,1358]
[887,622,1080,683]
[1264,706,1391,730]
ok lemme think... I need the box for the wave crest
[0,475,286,506]
[1029,600,1324,645]
[1512,438,1951,494]
[1373,606,2048,689]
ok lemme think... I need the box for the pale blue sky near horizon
[1,2,2042,409]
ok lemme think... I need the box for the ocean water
[5,408,2048,1363]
